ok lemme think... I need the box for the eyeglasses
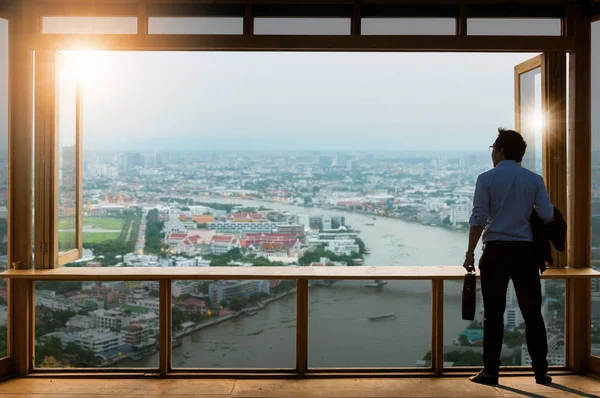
[489,145,496,153]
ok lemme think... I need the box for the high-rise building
[319,155,332,169]
[143,153,157,168]
[322,216,332,230]
[125,152,143,168]
[331,216,346,229]
[336,153,347,167]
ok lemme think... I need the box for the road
[135,209,147,255]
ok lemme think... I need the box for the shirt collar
[497,160,520,167]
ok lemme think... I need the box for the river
[125,199,478,369]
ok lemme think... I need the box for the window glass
[444,280,565,368]
[254,18,350,35]
[42,17,137,34]
[149,18,243,35]
[35,281,158,368]
[171,280,296,368]
[468,19,561,36]
[361,18,455,35]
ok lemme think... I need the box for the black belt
[485,240,533,249]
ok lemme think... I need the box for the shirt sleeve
[535,176,555,224]
[469,175,489,227]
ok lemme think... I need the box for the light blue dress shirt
[469,160,554,242]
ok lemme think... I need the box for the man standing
[463,128,554,385]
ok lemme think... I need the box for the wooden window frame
[34,50,83,269]
[1,0,592,379]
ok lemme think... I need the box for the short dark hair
[493,128,527,162]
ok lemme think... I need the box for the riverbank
[198,195,469,235]
[120,287,298,367]
[174,288,297,339]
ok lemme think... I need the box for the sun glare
[533,110,544,133]
[65,51,107,87]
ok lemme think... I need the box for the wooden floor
[1,376,600,397]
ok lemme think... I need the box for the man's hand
[463,252,476,273]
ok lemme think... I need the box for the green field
[59,217,124,231]
[58,232,121,246]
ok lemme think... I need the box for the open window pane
[517,66,544,175]
[468,19,561,36]
[149,17,243,35]
[169,279,296,369]
[35,281,159,368]
[361,18,455,35]
[57,67,78,254]
[42,17,137,35]
[254,18,351,35]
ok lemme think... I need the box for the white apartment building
[297,214,310,231]
[135,298,160,312]
[207,221,276,232]
[172,281,199,298]
[503,281,549,329]
[66,315,94,330]
[90,309,130,330]
[36,290,77,312]
[521,333,564,366]
[210,235,241,254]
[61,329,124,355]
[326,240,360,257]
[144,281,160,292]
[450,203,471,226]
[322,216,332,230]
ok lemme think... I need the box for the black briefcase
[462,272,476,321]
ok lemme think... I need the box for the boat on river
[368,314,396,321]
[365,280,387,287]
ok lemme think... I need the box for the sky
[1,20,600,153]
[71,51,539,152]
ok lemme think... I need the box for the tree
[0,326,7,357]
[444,349,483,366]
[503,329,526,348]
[65,342,99,367]
[172,307,186,331]
[35,337,65,367]
[229,298,245,312]
[442,216,452,226]
[468,319,483,329]
[458,334,472,346]
[354,238,366,255]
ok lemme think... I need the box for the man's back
[469,160,554,242]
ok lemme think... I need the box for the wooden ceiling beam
[34,0,576,19]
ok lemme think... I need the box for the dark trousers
[479,241,548,376]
